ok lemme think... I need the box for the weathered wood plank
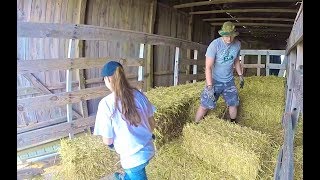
[17,81,143,112]
[146,0,157,90]
[17,167,44,180]
[22,73,82,119]
[279,112,294,180]
[191,9,298,15]
[17,57,144,74]
[173,47,180,86]
[286,3,303,54]
[257,55,261,76]
[293,70,303,112]
[240,50,285,56]
[17,116,68,134]
[243,64,265,68]
[211,22,292,28]
[179,59,205,66]
[17,116,96,151]
[203,17,294,22]
[180,74,205,82]
[17,22,208,51]
[17,87,41,97]
[174,0,298,9]
[266,63,286,70]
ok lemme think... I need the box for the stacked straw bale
[183,115,275,180]
[236,76,286,145]
[145,82,202,148]
[57,134,120,180]
[147,139,236,180]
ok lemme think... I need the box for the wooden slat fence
[17,21,207,151]
[273,2,303,180]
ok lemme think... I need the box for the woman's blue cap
[101,61,122,77]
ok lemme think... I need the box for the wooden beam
[17,22,208,51]
[17,116,96,151]
[76,0,89,119]
[286,3,303,54]
[17,81,143,112]
[146,0,157,90]
[17,57,144,74]
[174,0,299,9]
[180,74,205,82]
[17,87,41,97]
[191,9,298,15]
[211,22,292,27]
[279,112,294,180]
[17,117,68,134]
[243,64,265,68]
[179,59,205,66]
[237,28,291,33]
[240,50,285,56]
[203,17,294,22]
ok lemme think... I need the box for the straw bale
[147,139,236,180]
[57,134,120,180]
[183,115,275,180]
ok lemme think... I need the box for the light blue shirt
[94,90,156,169]
[205,37,241,82]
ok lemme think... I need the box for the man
[195,21,244,123]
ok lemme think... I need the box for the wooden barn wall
[17,0,86,130]
[153,3,188,87]
[192,15,212,75]
[84,0,155,115]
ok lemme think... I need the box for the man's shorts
[200,79,240,109]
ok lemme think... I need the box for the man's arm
[205,56,215,86]
[234,57,243,76]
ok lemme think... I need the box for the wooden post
[186,10,194,83]
[193,50,198,83]
[266,51,270,76]
[146,0,157,90]
[241,55,245,75]
[173,47,180,86]
[257,54,261,76]
[285,49,297,112]
[138,44,145,91]
[66,39,75,139]
[279,113,294,180]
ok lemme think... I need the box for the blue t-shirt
[94,90,156,169]
[205,37,241,82]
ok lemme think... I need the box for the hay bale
[147,139,236,180]
[145,82,203,148]
[146,81,229,148]
[266,144,303,180]
[294,115,303,147]
[294,145,303,180]
[57,134,120,180]
[183,115,275,180]
[236,76,286,145]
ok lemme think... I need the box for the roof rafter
[174,0,299,9]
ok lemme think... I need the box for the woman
[93,61,156,180]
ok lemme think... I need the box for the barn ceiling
[160,0,302,45]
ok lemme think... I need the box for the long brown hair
[110,66,141,127]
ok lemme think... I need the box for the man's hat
[218,21,239,37]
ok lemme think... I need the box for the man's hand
[205,85,215,100]
[239,75,244,89]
